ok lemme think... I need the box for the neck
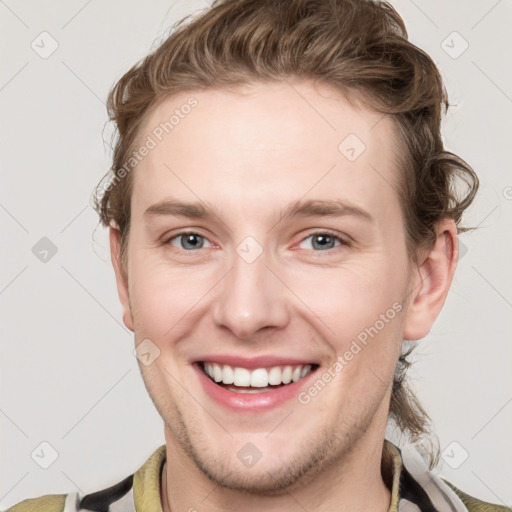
[160,431,392,512]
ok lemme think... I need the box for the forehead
[131,80,401,224]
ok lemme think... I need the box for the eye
[298,232,349,251]
[167,232,213,251]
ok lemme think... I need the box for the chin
[170,413,354,496]
[191,451,326,496]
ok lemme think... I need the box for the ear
[402,218,459,341]
[109,223,134,332]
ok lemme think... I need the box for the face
[110,80,446,493]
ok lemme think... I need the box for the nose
[211,248,290,341]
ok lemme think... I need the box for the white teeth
[233,367,251,387]
[301,365,312,378]
[250,368,269,387]
[282,366,293,384]
[202,362,314,389]
[222,364,234,384]
[268,367,282,386]
[205,364,214,379]
[212,363,222,383]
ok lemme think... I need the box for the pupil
[183,234,202,250]
[313,235,333,250]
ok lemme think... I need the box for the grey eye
[299,234,342,251]
[169,233,211,250]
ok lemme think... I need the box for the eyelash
[164,230,351,254]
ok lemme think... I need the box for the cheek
[290,260,406,393]
[128,255,218,337]
[288,260,405,339]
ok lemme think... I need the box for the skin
[109,80,458,512]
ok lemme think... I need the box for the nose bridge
[211,240,289,339]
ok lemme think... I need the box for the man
[7,0,509,511]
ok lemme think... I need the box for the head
[93,0,478,491]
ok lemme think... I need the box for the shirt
[6,440,510,511]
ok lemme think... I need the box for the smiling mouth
[200,362,319,393]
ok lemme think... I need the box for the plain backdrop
[1,0,511,509]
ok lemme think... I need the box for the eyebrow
[143,198,373,223]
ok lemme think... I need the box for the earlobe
[402,219,459,341]
[109,225,134,332]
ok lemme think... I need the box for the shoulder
[444,480,512,512]
[3,473,134,512]
[4,445,166,512]
[391,441,511,512]
[4,494,67,512]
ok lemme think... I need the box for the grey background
[1,0,511,509]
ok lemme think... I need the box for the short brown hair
[92,0,479,463]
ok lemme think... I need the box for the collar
[133,444,166,512]
[385,440,403,512]
[132,441,405,512]
[131,440,474,511]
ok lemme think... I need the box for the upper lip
[193,354,319,369]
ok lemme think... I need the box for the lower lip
[194,364,317,411]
